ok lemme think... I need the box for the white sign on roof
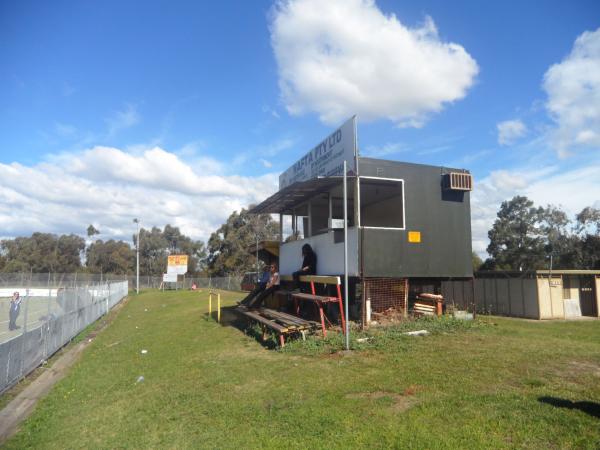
[279,116,357,190]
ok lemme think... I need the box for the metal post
[279,213,283,243]
[134,218,140,294]
[343,160,350,350]
[136,223,140,294]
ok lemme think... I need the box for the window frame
[358,176,406,230]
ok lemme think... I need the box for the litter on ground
[403,330,429,336]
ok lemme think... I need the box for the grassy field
[3,289,599,449]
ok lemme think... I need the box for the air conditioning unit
[443,172,473,191]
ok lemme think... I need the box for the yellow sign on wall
[408,231,421,243]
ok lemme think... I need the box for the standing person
[293,244,317,290]
[8,291,22,331]
[240,266,271,306]
[247,263,280,309]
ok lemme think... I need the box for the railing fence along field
[0,276,128,394]
[0,273,246,291]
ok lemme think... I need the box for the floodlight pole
[343,160,350,350]
[134,218,140,294]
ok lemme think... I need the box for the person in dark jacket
[8,291,22,331]
[293,244,317,290]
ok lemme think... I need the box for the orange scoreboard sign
[167,255,188,274]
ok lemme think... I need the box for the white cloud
[54,122,77,138]
[270,0,478,127]
[260,159,273,168]
[497,119,527,145]
[470,161,600,257]
[543,28,600,157]
[363,142,404,157]
[105,104,140,137]
[0,146,278,242]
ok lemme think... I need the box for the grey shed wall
[442,278,540,318]
[358,157,473,278]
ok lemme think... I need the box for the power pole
[134,218,140,294]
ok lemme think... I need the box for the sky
[1,0,599,256]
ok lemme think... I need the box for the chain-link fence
[126,275,246,291]
[0,273,246,291]
[0,279,128,394]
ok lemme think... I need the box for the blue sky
[1,0,599,255]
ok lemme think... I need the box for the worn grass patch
[3,289,600,449]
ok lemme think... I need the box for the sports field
[0,296,56,343]
[3,289,599,449]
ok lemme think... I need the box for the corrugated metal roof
[249,176,352,214]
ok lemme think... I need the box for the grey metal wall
[442,277,540,318]
[358,158,472,278]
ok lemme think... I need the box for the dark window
[360,179,404,228]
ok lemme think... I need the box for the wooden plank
[292,292,340,303]
[414,304,436,311]
[240,310,288,333]
[258,308,317,329]
[279,274,341,285]
[300,275,341,285]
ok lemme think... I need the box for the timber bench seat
[280,274,347,337]
[237,305,317,347]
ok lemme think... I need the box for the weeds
[281,315,484,355]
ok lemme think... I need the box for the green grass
[4,289,600,449]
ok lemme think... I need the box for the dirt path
[0,296,129,444]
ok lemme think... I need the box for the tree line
[0,197,597,275]
[479,196,600,271]
[0,208,278,276]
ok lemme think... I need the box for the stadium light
[133,218,140,294]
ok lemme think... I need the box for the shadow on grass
[206,305,280,350]
[539,396,600,419]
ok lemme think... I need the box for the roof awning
[249,176,353,214]
[246,240,280,258]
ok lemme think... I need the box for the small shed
[443,270,600,319]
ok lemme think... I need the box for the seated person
[240,266,271,306]
[292,244,317,290]
[247,263,280,309]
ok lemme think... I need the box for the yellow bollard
[217,293,221,323]
[208,293,212,321]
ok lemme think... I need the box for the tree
[86,224,100,238]
[472,251,483,272]
[575,207,600,269]
[206,208,279,276]
[0,233,85,272]
[86,240,135,274]
[485,197,600,271]
[134,225,207,276]
[538,205,579,269]
[486,196,546,271]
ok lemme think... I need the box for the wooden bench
[237,305,317,347]
[280,275,346,337]
[413,293,443,317]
